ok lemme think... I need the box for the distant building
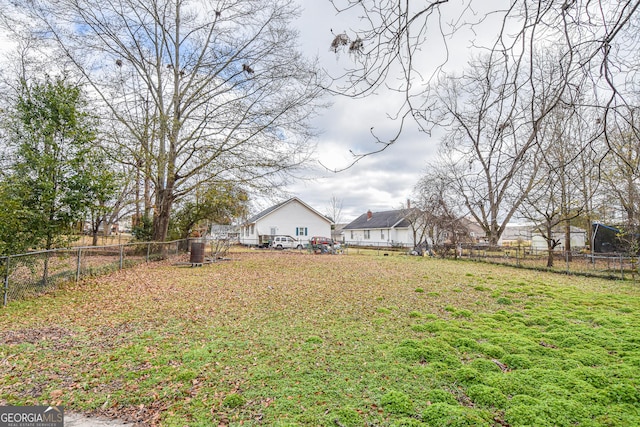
[343,209,419,247]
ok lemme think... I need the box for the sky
[282,2,442,223]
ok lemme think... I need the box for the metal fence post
[3,256,9,307]
[76,248,82,283]
[146,242,151,262]
[119,244,124,270]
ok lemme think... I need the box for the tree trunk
[564,219,572,262]
[546,242,554,268]
[152,188,174,242]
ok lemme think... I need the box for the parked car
[310,236,333,246]
[270,235,303,249]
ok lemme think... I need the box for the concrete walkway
[65,412,135,426]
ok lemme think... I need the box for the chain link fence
[1,239,193,306]
[343,242,639,281]
[455,245,640,281]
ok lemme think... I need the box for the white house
[343,209,420,247]
[239,197,332,246]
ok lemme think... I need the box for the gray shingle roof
[245,197,332,225]
[343,209,412,230]
[246,199,290,224]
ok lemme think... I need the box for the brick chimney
[367,210,372,220]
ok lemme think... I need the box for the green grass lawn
[1,251,639,426]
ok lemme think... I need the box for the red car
[310,236,333,246]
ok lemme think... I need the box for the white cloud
[288,1,445,222]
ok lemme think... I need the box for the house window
[296,227,308,236]
[350,231,354,239]
[381,230,385,240]
[364,230,370,239]
[250,224,254,235]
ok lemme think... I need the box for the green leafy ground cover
[1,251,639,426]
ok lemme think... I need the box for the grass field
[1,250,639,426]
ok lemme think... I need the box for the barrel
[190,242,205,264]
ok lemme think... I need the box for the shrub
[496,297,513,305]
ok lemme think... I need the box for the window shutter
[305,227,308,236]
[296,228,299,236]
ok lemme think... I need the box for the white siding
[344,227,413,247]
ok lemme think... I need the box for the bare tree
[518,106,587,267]
[3,0,325,241]
[397,200,429,250]
[327,1,640,164]
[326,194,344,225]
[431,46,578,245]
[600,107,640,253]
[413,171,469,258]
